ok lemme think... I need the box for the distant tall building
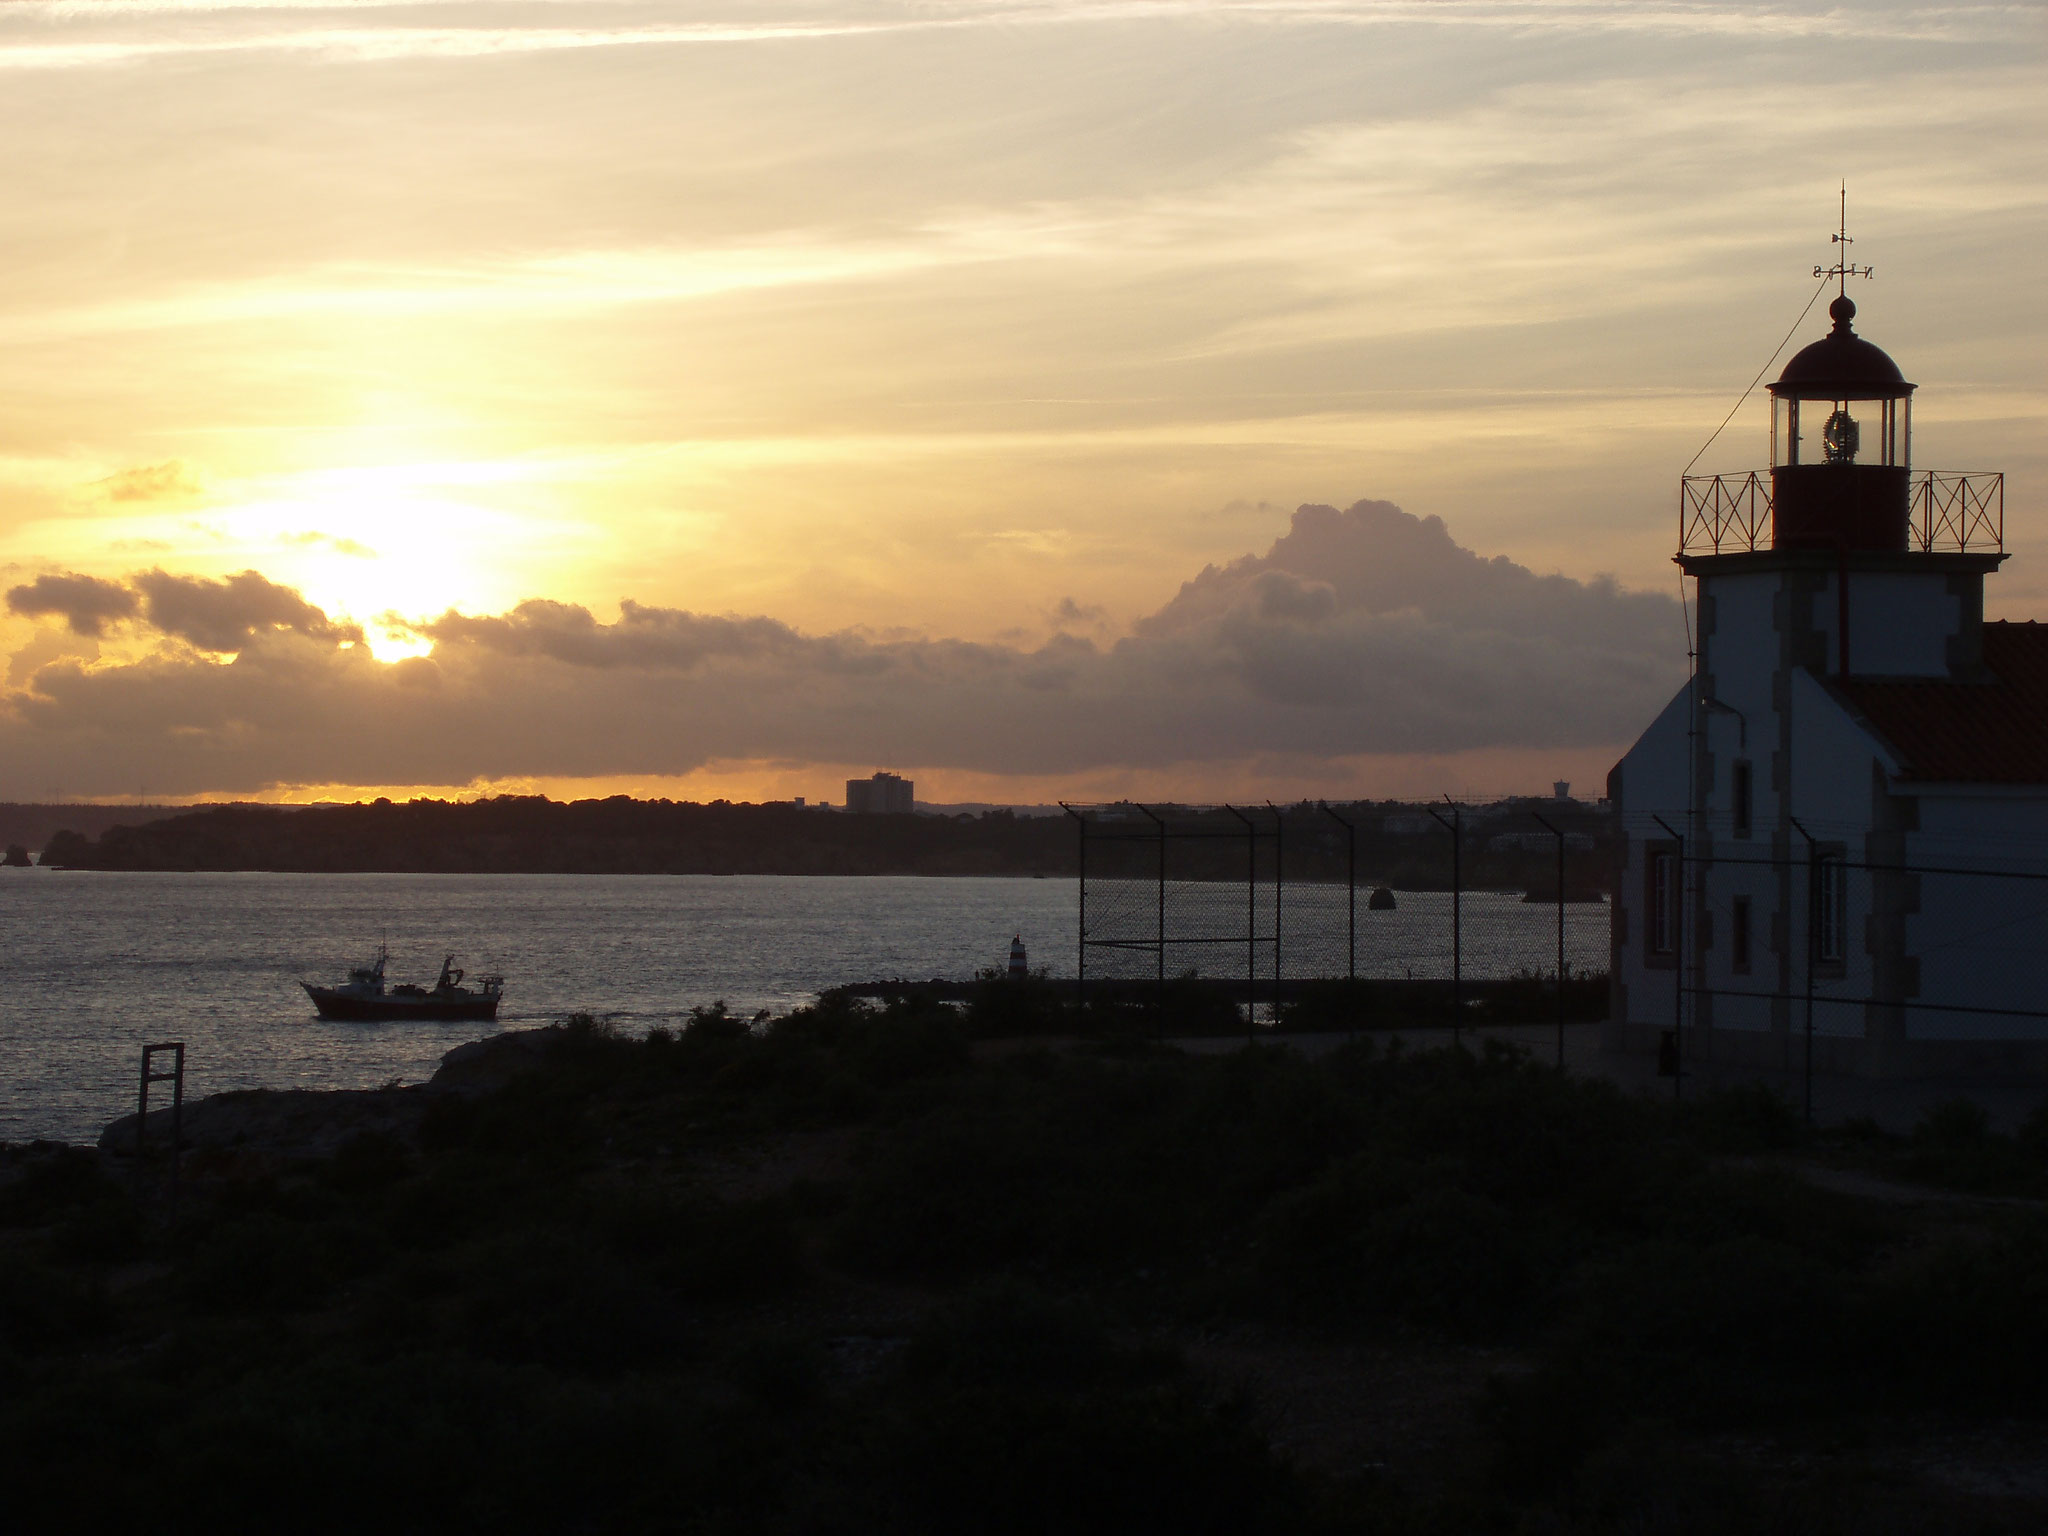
[845,771,914,815]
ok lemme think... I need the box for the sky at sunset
[1,0,2043,804]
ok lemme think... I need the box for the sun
[202,464,582,659]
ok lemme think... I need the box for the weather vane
[1813,180,1874,295]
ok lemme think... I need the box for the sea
[0,871,1607,1145]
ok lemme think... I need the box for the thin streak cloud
[0,2,2017,73]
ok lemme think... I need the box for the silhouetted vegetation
[3,1004,2045,1531]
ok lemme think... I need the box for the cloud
[0,502,1686,797]
[421,599,824,671]
[5,572,140,637]
[0,3,2002,77]
[131,568,364,651]
[87,460,204,504]
[281,531,377,558]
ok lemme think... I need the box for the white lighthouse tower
[1609,218,2036,1082]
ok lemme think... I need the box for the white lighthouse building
[1608,270,2038,1079]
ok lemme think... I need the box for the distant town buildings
[845,771,915,815]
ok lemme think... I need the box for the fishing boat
[303,947,504,1022]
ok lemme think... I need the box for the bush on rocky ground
[3,1001,2046,1532]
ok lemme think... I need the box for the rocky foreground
[4,997,2047,1533]
[97,1025,565,1162]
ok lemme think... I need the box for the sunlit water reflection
[1,871,1603,1143]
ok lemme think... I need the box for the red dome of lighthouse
[1771,297,1912,401]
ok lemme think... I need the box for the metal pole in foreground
[1226,805,1255,1041]
[1061,804,1086,1012]
[1267,803,1284,1026]
[1321,803,1358,1034]
[1425,800,1463,1044]
[1652,814,1685,1100]
[1533,811,1566,1070]
[1138,805,1167,1022]
[1451,802,1461,1039]
[168,1042,184,1212]
[1792,816,1818,1125]
[135,1050,152,1163]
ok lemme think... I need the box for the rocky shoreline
[94,1024,566,1163]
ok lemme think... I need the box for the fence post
[1062,805,1086,1012]
[1533,811,1566,1069]
[1225,805,1256,1040]
[1792,816,1818,1124]
[1321,803,1358,1035]
[1653,814,1685,1099]
[1137,805,1167,1022]
[1267,802,1284,1024]
[1427,800,1463,1043]
[1320,803,1357,983]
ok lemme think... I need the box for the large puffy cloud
[6,567,363,651]
[0,502,1685,796]
[423,600,832,672]
[130,568,364,651]
[5,573,139,637]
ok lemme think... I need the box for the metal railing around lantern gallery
[1678,470,2004,557]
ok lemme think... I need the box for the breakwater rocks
[97,1024,564,1162]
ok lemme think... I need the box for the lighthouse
[1610,207,2036,1083]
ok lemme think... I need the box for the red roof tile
[1840,622,2048,784]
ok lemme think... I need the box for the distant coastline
[26,794,1614,888]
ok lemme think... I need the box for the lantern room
[1767,294,1914,551]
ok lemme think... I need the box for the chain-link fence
[1635,839,2048,1111]
[1063,802,1612,1025]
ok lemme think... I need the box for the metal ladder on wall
[135,1042,185,1209]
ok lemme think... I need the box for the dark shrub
[324,1130,415,1196]
[1859,1212,2048,1412]
[1527,1235,1847,1429]
[858,1285,1300,1536]
[840,998,972,1084]
[1257,1153,1531,1335]
[53,1196,145,1263]
[1915,1097,1991,1150]
[1688,1081,1808,1153]
[684,999,751,1042]
[964,974,1067,1037]
[420,1072,594,1159]
[176,1212,383,1313]
[1902,1097,2038,1194]
[596,1189,805,1303]
[459,1231,688,1372]
[0,1255,110,1354]
[0,1146,120,1227]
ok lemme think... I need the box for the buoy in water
[1367,886,1397,910]
[1007,935,1028,980]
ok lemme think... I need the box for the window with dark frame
[1815,853,1848,964]
[1731,895,1751,973]
[1650,849,1677,955]
[1731,760,1752,836]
